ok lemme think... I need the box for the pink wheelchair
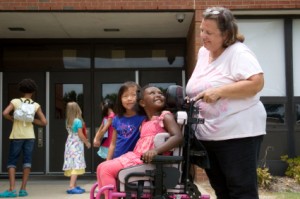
[90,85,210,199]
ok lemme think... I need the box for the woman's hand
[193,87,221,103]
[192,74,264,103]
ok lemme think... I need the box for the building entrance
[1,69,183,174]
[49,70,137,173]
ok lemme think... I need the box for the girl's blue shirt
[112,114,146,158]
[69,118,82,133]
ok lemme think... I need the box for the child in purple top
[106,81,146,160]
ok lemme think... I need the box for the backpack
[13,98,36,124]
[82,123,88,139]
[100,118,109,145]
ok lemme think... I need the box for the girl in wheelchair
[96,85,183,199]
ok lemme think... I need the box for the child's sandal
[0,190,17,198]
[18,190,28,197]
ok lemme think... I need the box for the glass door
[92,70,135,171]
[49,71,92,172]
[49,70,136,173]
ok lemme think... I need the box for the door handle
[37,128,43,148]
[85,127,90,139]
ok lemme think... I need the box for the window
[238,19,285,96]
[293,19,300,96]
[3,44,91,70]
[296,104,300,125]
[264,104,285,124]
[55,84,83,119]
[95,43,184,68]
[102,83,122,103]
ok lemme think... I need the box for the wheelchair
[90,85,210,199]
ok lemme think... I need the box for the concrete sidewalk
[0,176,95,199]
[0,175,212,199]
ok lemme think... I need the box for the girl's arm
[33,107,48,126]
[142,113,183,163]
[93,117,113,147]
[78,127,91,149]
[2,103,14,122]
[93,123,104,147]
[106,129,117,160]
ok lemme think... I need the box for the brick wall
[0,0,299,11]
[186,9,202,78]
[194,166,209,183]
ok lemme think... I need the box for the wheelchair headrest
[165,85,184,112]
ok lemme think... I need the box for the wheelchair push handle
[140,155,183,164]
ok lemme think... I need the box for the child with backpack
[1,78,47,198]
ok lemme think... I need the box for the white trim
[0,72,3,172]
[135,70,139,85]
[46,72,50,173]
[182,70,186,96]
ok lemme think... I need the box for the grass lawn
[273,192,300,199]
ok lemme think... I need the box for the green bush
[281,155,300,184]
[257,167,273,189]
[257,146,273,189]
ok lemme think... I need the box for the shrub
[257,167,273,189]
[281,155,300,184]
[257,146,273,189]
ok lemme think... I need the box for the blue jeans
[7,139,35,169]
[202,135,263,199]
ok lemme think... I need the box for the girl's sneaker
[18,190,28,197]
[0,190,17,198]
[76,186,85,193]
[66,188,84,194]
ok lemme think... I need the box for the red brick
[0,1,298,10]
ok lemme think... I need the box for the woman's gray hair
[203,7,245,47]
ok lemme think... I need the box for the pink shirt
[101,112,115,147]
[117,111,170,168]
[186,42,266,141]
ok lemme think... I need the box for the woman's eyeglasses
[205,8,220,15]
